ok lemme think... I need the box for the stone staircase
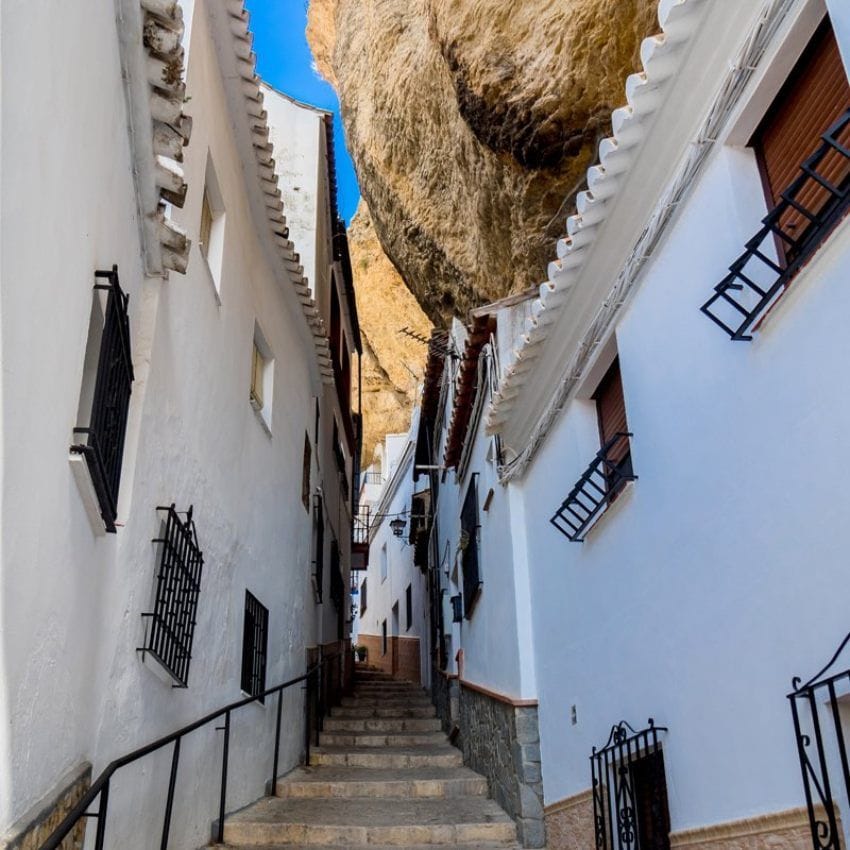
[218,669,523,848]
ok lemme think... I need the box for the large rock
[349,201,432,464]
[308,0,659,324]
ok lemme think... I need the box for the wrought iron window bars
[701,108,850,340]
[139,505,204,687]
[241,591,269,703]
[460,473,482,619]
[71,266,134,533]
[788,631,850,850]
[591,719,670,850]
[550,432,636,543]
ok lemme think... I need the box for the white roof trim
[488,0,798,482]
[223,0,334,383]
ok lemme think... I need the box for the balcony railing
[550,433,636,543]
[353,506,370,547]
[139,505,204,687]
[71,266,134,532]
[701,108,850,340]
[363,472,385,485]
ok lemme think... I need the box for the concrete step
[275,765,489,799]
[311,745,463,769]
[341,696,432,708]
[351,687,426,697]
[330,705,436,719]
[318,730,447,748]
[223,796,517,846]
[323,717,442,733]
[219,844,521,849]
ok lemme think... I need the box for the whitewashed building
[0,1,359,848]
[419,1,850,849]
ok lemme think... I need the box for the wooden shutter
[200,191,213,258]
[595,358,629,459]
[753,19,850,252]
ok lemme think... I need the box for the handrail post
[271,689,283,796]
[161,737,181,850]
[93,779,110,850]
[217,710,231,844]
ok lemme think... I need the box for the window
[380,542,388,582]
[550,358,636,542]
[360,578,367,617]
[405,583,412,632]
[460,474,481,619]
[591,720,671,850]
[701,19,850,339]
[381,619,387,655]
[329,540,344,610]
[139,505,204,687]
[199,157,226,296]
[241,591,268,703]
[71,266,134,533]
[313,495,324,603]
[302,434,312,511]
[250,323,274,430]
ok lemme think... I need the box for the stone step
[341,696,432,708]
[219,844,521,849]
[318,730,447,748]
[351,686,426,696]
[323,717,442,733]
[275,765,489,799]
[311,745,463,769]
[223,796,517,846]
[330,705,436,719]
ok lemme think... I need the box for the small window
[140,505,204,687]
[199,156,226,296]
[313,495,324,604]
[461,474,481,619]
[71,266,134,533]
[405,583,412,632]
[241,590,269,702]
[302,434,312,511]
[360,578,367,617]
[381,619,387,655]
[594,358,632,494]
[250,323,274,430]
[380,542,388,582]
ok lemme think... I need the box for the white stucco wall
[0,2,339,845]
[521,67,850,837]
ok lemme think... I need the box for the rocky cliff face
[309,0,659,325]
[349,200,432,464]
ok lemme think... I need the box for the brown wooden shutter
[753,19,850,251]
[594,358,629,466]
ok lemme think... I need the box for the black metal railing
[241,591,269,703]
[139,505,204,687]
[591,719,671,850]
[71,265,134,533]
[363,472,385,485]
[40,652,342,850]
[550,433,636,543]
[702,108,850,340]
[789,632,850,850]
[353,506,370,547]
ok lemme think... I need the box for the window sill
[69,453,108,537]
[251,404,273,438]
[583,480,636,545]
[240,691,267,708]
[138,648,181,689]
[200,254,222,306]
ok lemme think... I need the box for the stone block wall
[458,685,545,848]
[431,670,459,734]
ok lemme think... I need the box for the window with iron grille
[329,540,344,610]
[71,266,134,533]
[313,495,324,603]
[405,583,412,632]
[381,619,387,655]
[139,505,204,687]
[591,720,671,850]
[702,20,850,340]
[241,590,268,703]
[360,578,367,617]
[302,433,311,512]
[460,474,481,619]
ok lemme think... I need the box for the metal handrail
[41,651,344,850]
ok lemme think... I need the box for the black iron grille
[702,108,850,340]
[550,433,636,543]
[241,591,269,702]
[353,506,370,547]
[313,495,324,603]
[461,474,481,619]
[591,720,671,850]
[71,266,134,533]
[789,632,850,850]
[140,505,204,687]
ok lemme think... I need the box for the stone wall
[544,789,594,850]
[431,670,459,735]
[458,685,544,848]
[0,763,91,850]
[357,634,421,683]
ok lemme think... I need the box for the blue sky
[246,0,361,223]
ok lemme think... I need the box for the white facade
[0,1,355,847]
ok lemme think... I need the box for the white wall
[0,2,335,845]
[521,137,850,830]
